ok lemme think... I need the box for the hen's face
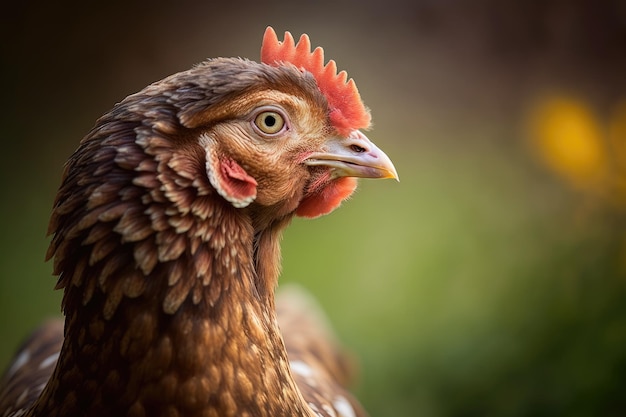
[196,86,396,220]
[200,88,327,210]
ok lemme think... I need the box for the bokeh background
[2,0,626,416]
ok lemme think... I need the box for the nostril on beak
[347,130,375,156]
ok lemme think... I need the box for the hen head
[130,28,397,227]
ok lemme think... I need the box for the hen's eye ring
[254,111,285,134]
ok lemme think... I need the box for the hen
[0,27,397,417]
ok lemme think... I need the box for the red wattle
[296,177,358,218]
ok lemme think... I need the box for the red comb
[261,27,371,136]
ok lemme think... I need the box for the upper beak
[304,130,399,181]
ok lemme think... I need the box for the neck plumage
[34,117,312,416]
[33,206,311,417]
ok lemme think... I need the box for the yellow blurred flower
[528,96,609,193]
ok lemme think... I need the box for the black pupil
[265,115,276,127]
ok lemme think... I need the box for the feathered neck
[35,94,312,416]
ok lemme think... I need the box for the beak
[304,130,399,181]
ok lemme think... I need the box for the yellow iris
[254,111,285,135]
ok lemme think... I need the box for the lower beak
[304,130,399,181]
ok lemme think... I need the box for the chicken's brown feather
[277,285,368,417]
[0,320,63,417]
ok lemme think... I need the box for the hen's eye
[254,111,285,135]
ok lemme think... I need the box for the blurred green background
[2,1,626,416]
